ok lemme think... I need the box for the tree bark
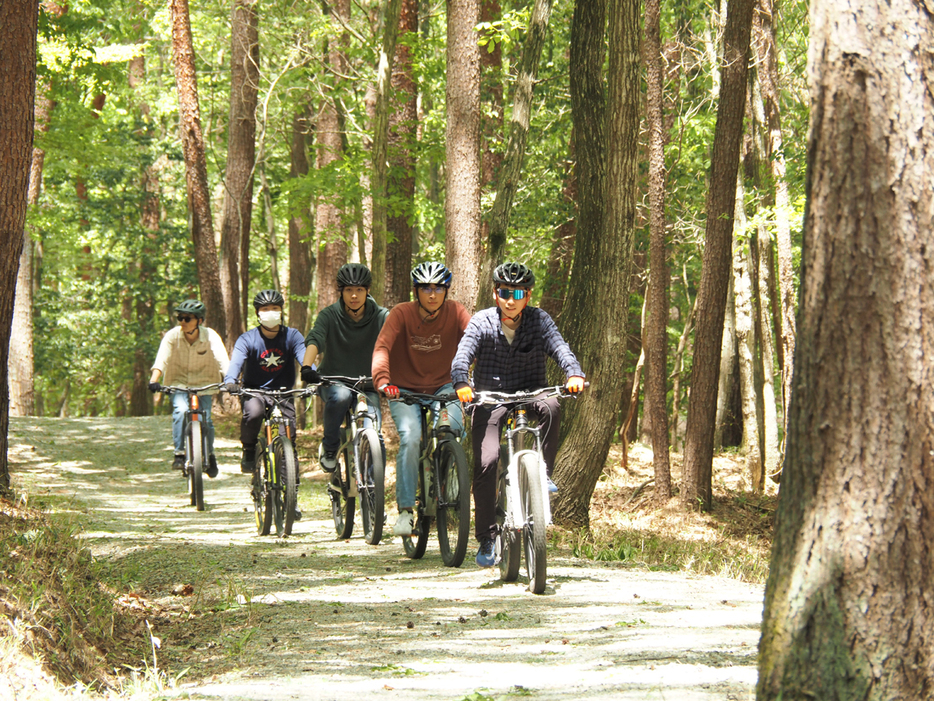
[539,136,577,321]
[383,0,418,307]
[444,0,482,312]
[474,0,555,311]
[170,0,227,339]
[218,0,259,345]
[552,0,638,528]
[288,106,314,336]
[758,0,934,694]
[0,0,38,494]
[680,0,755,510]
[644,0,671,500]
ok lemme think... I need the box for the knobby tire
[331,437,355,539]
[359,429,385,546]
[273,436,298,537]
[435,440,470,567]
[497,464,521,581]
[520,454,547,594]
[188,421,205,512]
[254,436,272,535]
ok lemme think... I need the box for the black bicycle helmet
[492,262,535,287]
[174,299,206,319]
[336,263,372,289]
[253,289,285,311]
[411,261,453,288]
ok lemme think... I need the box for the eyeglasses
[496,288,528,300]
[418,285,447,295]
[177,315,195,323]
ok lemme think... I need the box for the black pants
[240,396,296,449]
[470,394,560,541]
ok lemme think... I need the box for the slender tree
[758,0,934,694]
[680,0,756,511]
[445,0,482,311]
[288,106,314,336]
[0,0,38,493]
[170,0,227,339]
[218,0,259,345]
[552,0,639,527]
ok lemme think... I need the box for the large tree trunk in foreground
[171,0,227,339]
[444,0,481,312]
[757,0,934,696]
[552,0,638,528]
[218,0,259,345]
[0,0,38,494]
[680,0,755,511]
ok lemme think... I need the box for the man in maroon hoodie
[372,262,471,537]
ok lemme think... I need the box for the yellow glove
[456,385,475,404]
[566,376,585,394]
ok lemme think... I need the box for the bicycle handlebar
[158,383,224,395]
[314,375,375,392]
[390,389,459,405]
[236,386,316,400]
[468,383,589,406]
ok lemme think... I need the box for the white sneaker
[393,511,415,536]
[318,444,337,473]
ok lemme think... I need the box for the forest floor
[5,410,778,701]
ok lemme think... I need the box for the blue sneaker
[476,537,495,568]
[546,476,558,494]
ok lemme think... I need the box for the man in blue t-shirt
[225,289,306,474]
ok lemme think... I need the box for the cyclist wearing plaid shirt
[451,262,585,567]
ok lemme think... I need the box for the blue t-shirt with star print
[225,326,306,390]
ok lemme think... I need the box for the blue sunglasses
[496,288,528,300]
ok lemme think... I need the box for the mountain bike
[157,383,222,512]
[235,386,310,537]
[390,391,470,567]
[470,385,585,593]
[316,376,386,544]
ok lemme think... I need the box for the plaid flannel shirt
[451,306,583,391]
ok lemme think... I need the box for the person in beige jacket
[149,299,229,476]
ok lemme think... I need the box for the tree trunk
[218,0,259,346]
[670,266,696,453]
[444,0,482,312]
[757,0,934,694]
[369,0,404,305]
[315,0,351,313]
[539,136,577,321]
[552,0,638,528]
[715,269,739,448]
[170,0,227,339]
[288,106,313,336]
[754,225,781,479]
[383,0,418,307]
[0,0,37,494]
[644,0,671,500]
[680,0,755,511]
[474,0,555,311]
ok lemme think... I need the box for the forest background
[4,0,808,525]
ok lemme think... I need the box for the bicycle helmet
[336,263,372,289]
[174,299,206,319]
[492,262,535,287]
[253,289,284,311]
[411,261,453,288]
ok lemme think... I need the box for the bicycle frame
[501,407,552,529]
[321,376,381,499]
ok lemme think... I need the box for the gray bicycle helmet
[336,263,372,289]
[253,289,285,311]
[174,299,206,319]
[492,262,535,287]
[411,261,453,288]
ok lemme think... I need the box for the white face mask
[259,310,282,329]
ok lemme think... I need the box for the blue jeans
[320,384,380,454]
[172,391,215,456]
[389,383,463,510]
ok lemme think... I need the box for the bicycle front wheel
[272,437,298,537]
[497,463,520,582]
[435,440,470,567]
[188,421,205,512]
[253,437,271,535]
[358,429,385,546]
[519,454,547,594]
[330,438,355,539]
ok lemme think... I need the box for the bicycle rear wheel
[358,429,385,545]
[519,454,547,594]
[273,436,298,537]
[330,432,355,539]
[402,509,430,559]
[188,421,205,512]
[435,440,470,567]
[497,463,521,581]
[253,437,272,535]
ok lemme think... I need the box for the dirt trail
[9,416,762,701]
